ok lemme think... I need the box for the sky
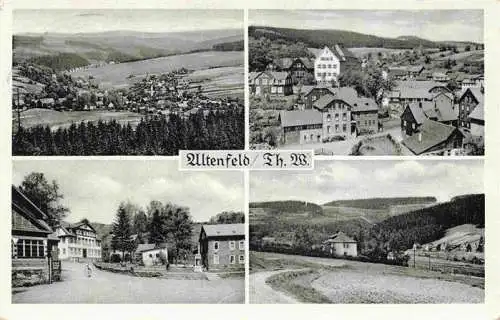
[13,160,244,224]
[14,9,243,34]
[249,10,484,43]
[250,160,484,205]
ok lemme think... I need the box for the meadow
[70,51,244,89]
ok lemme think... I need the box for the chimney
[418,132,422,142]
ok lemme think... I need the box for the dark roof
[351,97,378,113]
[323,232,356,244]
[468,101,484,121]
[279,110,322,127]
[201,223,245,238]
[11,186,53,234]
[136,243,167,253]
[460,87,484,105]
[313,93,336,110]
[402,120,461,155]
[406,102,427,125]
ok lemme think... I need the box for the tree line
[13,108,244,155]
[250,194,485,263]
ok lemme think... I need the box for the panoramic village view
[12,10,244,155]
[249,10,484,155]
[11,161,245,303]
[249,160,485,303]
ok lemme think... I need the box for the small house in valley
[321,232,357,257]
[199,223,245,271]
[249,71,293,96]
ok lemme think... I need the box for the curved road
[250,269,302,304]
[12,262,244,304]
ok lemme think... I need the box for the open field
[250,251,484,304]
[187,66,244,99]
[70,51,244,88]
[13,108,144,131]
[434,50,484,62]
[348,47,408,58]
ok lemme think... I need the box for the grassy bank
[266,269,331,303]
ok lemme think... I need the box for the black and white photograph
[249,160,484,303]
[11,160,245,303]
[248,10,484,156]
[12,10,245,156]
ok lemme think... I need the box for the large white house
[314,46,341,84]
[55,221,101,261]
[314,45,359,85]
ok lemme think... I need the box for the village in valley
[11,10,245,156]
[11,161,245,303]
[248,11,484,156]
[249,160,485,303]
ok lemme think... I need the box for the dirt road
[250,269,301,304]
[13,261,244,304]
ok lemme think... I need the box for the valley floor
[250,251,484,304]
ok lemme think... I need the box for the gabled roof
[323,232,356,244]
[201,223,245,238]
[11,185,53,234]
[313,93,336,110]
[279,109,323,127]
[468,101,484,121]
[402,120,462,155]
[459,87,484,105]
[314,45,358,62]
[406,102,428,125]
[136,243,167,253]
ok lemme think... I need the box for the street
[12,262,244,304]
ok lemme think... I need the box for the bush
[322,135,345,143]
[110,253,122,263]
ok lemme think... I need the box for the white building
[321,231,358,257]
[56,221,101,261]
[314,46,341,84]
[135,243,168,267]
[314,45,359,85]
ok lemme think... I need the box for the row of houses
[400,87,484,155]
[12,185,245,288]
[278,85,379,144]
[383,64,483,91]
[249,44,361,96]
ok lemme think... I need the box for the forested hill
[324,197,437,210]
[249,26,480,49]
[249,200,323,216]
[365,194,484,255]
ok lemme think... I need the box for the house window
[344,243,349,249]
[239,240,244,250]
[327,126,331,134]
[239,255,245,264]
[342,124,347,132]
[16,239,45,258]
[213,254,219,265]
[230,241,235,250]
[304,135,307,141]
[63,248,66,255]
[213,241,219,251]
[326,114,331,122]
[335,124,339,132]
[412,123,416,130]
[335,113,339,121]
[342,113,347,121]
[149,253,153,258]
[230,255,235,264]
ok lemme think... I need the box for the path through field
[12,261,244,303]
[250,269,300,304]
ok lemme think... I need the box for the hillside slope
[249,26,480,50]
